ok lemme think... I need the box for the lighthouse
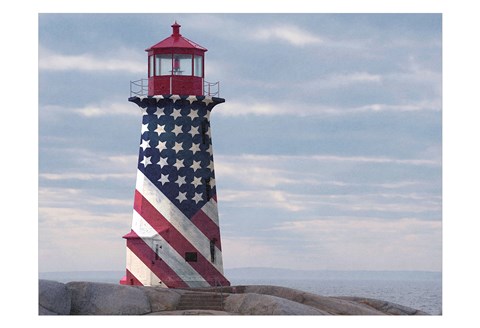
[120,22,230,288]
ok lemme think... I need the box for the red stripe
[190,209,222,250]
[126,232,189,288]
[134,189,229,286]
[124,269,143,286]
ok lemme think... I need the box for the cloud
[309,72,383,89]
[38,205,130,271]
[41,102,141,118]
[221,236,284,269]
[252,25,323,47]
[217,154,440,171]
[215,154,441,214]
[221,216,442,271]
[39,187,133,209]
[39,47,144,74]
[40,172,135,182]
[216,99,441,117]
[72,102,142,117]
[271,217,442,271]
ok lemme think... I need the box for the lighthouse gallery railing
[130,78,220,97]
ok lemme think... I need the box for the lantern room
[146,22,207,96]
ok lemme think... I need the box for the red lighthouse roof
[146,22,207,52]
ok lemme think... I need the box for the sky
[37,13,444,274]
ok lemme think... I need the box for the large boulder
[67,281,151,315]
[39,280,71,315]
[137,286,183,312]
[236,285,383,315]
[338,297,429,315]
[224,293,328,315]
[38,281,428,315]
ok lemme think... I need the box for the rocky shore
[39,279,428,315]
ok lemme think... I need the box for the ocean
[39,269,442,315]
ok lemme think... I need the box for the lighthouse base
[121,230,230,288]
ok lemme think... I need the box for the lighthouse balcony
[130,78,220,98]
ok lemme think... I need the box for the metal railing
[130,78,221,98]
[130,79,148,97]
[214,277,224,311]
[204,80,220,97]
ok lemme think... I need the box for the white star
[186,95,197,104]
[175,175,186,187]
[140,139,150,151]
[140,156,152,167]
[172,125,183,136]
[192,176,202,188]
[192,192,203,204]
[171,108,182,119]
[153,95,164,102]
[158,157,169,168]
[188,109,199,120]
[158,174,169,185]
[156,140,166,150]
[202,96,214,105]
[209,177,216,188]
[207,160,214,171]
[191,160,202,172]
[190,143,201,154]
[174,159,184,170]
[141,123,149,134]
[155,124,167,136]
[170,95,181,103]
[176,191,187,203]
[154,108,164,119]
[188,126,200,136]
[206,144,213,155]
[173,142,183,153]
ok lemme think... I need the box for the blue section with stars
[129,95,224,219]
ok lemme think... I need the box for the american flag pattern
[122,95,230,288]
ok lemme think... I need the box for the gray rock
[242,285,384,315]
[149,309,232,315]
[224,293,328,315]
[39,305,59,315]
[38,280,428,315]
[338,297,429,315]
[137,286,182,312]
[67,281,151,315]
[39,280,71,315]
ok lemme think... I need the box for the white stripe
[135,169,224,273]
[201,198,219,225]
[199,199,225,272]
[125,247,165,287]
[131,210,209,288]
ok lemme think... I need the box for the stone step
[176,292,225,311]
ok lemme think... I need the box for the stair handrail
[214,278,224,311]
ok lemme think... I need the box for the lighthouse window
[173,54,192,76]
[194,55,203,77]
[185,252,197,262]
[210,238,216,263]
[155,54,172,76]
[149,55,154,77]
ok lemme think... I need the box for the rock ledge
[39,280,428,315]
